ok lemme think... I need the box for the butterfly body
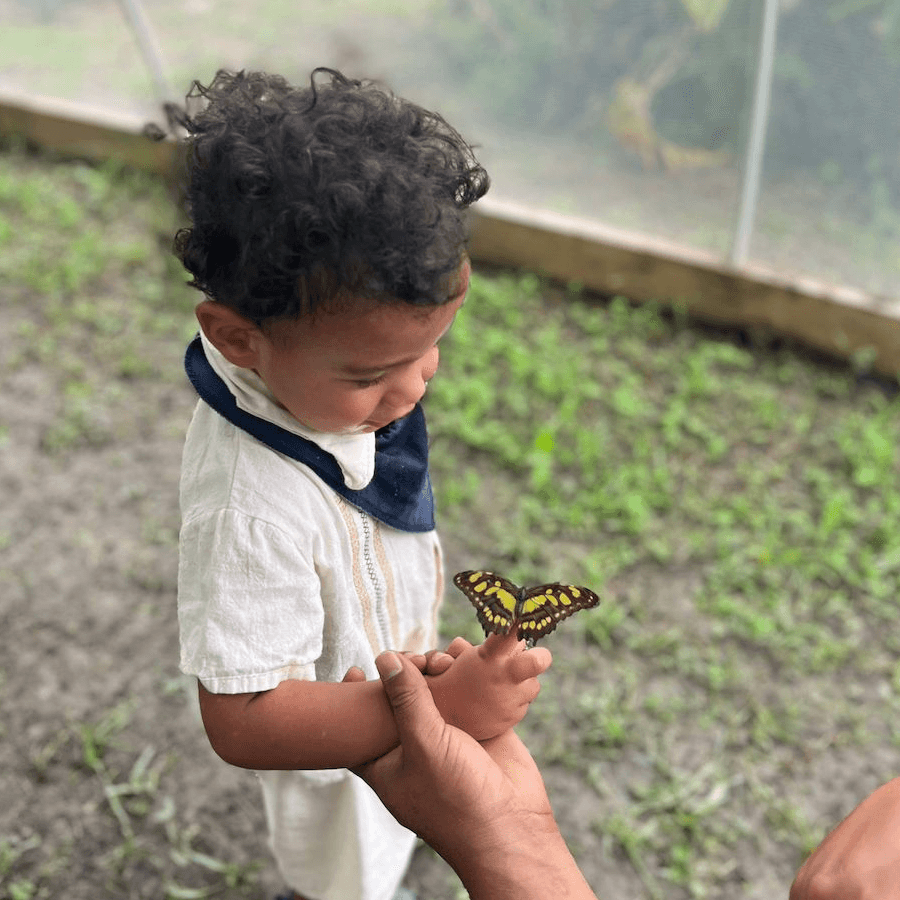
[453,570,600,644]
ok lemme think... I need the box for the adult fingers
[374,651,446,756]
[789,778,900,900]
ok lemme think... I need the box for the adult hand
[352,651,596,900]
[790,776,900,900]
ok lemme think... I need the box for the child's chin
[342,422,383,435]
[354,416,399,434]
[345,409,409,434]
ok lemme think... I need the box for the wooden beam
[468,196,900,377]
[0,87,174,176]
[2,88,897,377]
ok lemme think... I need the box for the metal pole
[731,0,780,266]
[116,0,176,106]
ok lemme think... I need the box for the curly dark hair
[165,68,489,323]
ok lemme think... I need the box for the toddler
[171,68,551,900]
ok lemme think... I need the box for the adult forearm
[198,678,399,770]
[448,826,597,900]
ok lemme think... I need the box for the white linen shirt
[178,337,444,900]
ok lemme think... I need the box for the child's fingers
[480,631,524,658]
[402,652,428,673]
[509,646,553,681]
[341,665,367,682]
[444,636,473,658]
[520,676,542,705]
[422,650,454,675]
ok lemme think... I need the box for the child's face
[253,260,470,434]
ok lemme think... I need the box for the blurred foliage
[434,0,900,198]
[432,0,761,157]
[10,0,83,23]
[767,0,900,198]
[680,0,732,32]
[829,0,900,60]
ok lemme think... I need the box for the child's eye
[353,373,387,388]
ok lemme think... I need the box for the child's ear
[195,301,262,369]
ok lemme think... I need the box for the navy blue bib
[185,336,435,533]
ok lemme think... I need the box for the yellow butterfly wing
[453,570,520,637]
[454,571,601,643]
[517,583,601,642]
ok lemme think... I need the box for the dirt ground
[0,284,502,898]
[2,245,898,900]
[2,69,900,900]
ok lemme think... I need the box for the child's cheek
[341,392,380,427]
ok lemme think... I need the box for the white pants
[259,769,415,900]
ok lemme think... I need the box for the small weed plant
[428,270,900,897]
[2,146,899,899]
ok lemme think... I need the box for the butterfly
[453,570,600,644]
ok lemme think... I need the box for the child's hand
[342,651,452,682]
[425,632,552,741]
[418,635,511,676]
[415,639,470,677]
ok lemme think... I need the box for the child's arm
[198,672,403,771]
[198,636,550,771]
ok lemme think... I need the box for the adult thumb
[375,651,444,748]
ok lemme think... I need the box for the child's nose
[387,367,429,407]
[386,350,437,408]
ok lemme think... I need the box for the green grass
[431,273,900,662]
[2,145,899,899]
[428,271,900,895]
[0,151,196,452]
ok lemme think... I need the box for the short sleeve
[178,508,323,693]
